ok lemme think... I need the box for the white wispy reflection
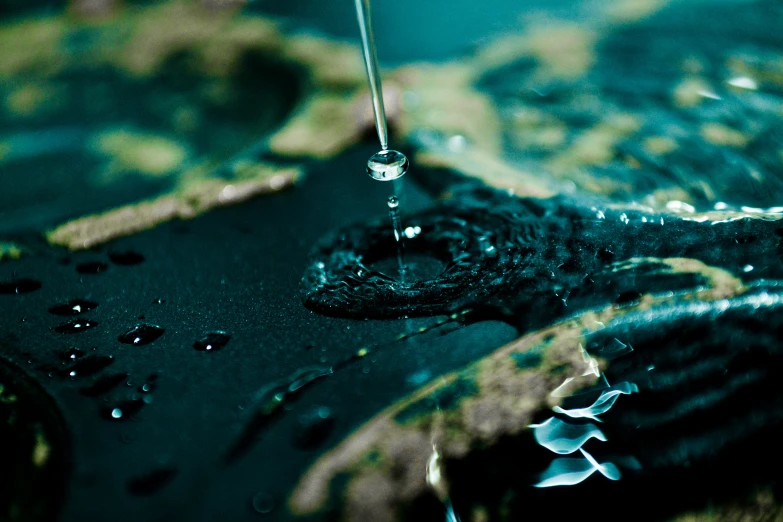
[534,448,621,488]
[529,417,607,454]
[553,382,639,422]
[445,500,461,522]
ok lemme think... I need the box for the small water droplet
[118,324,165,345]
[49,299,98,316]
[55,319,98,334]
[76,261,108,274]
[108,250,145,266]
[403,225,421,239]
[477,236,497,255]
[0,278,41,294]
[102,399,143,421]
[61,355,113,378]
[193,331,230,352]
[251,492,275,514]
[367,150,409,181]
[58,347,86,361]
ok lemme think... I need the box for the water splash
[534,448,621,488]
[553,382,639,422]
[528,417,607,454]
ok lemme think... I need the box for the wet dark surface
[0,145,520,522]
[2,0,783,521]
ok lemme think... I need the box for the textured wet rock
[292,289,783,521]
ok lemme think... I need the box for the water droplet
[251,492,275,514]
[76,261,108,274]
[118,324,165,345]
[292,406,335,449]
[108,250,145,266]
[49,299,98,316]
[403,225,421,239]
[477,236,497,255]
[55,319,98,334]
[367,150,409,181]
[0,278,41,294]
[61,355,113,378]
[193,331,230,352]
[58,347,86,361]
[102,399,143,421]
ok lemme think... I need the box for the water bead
[367,150,409,181]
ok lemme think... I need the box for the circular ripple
[301,189,541,318]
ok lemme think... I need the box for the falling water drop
[387,196,406,275]
[367,150,409,181]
